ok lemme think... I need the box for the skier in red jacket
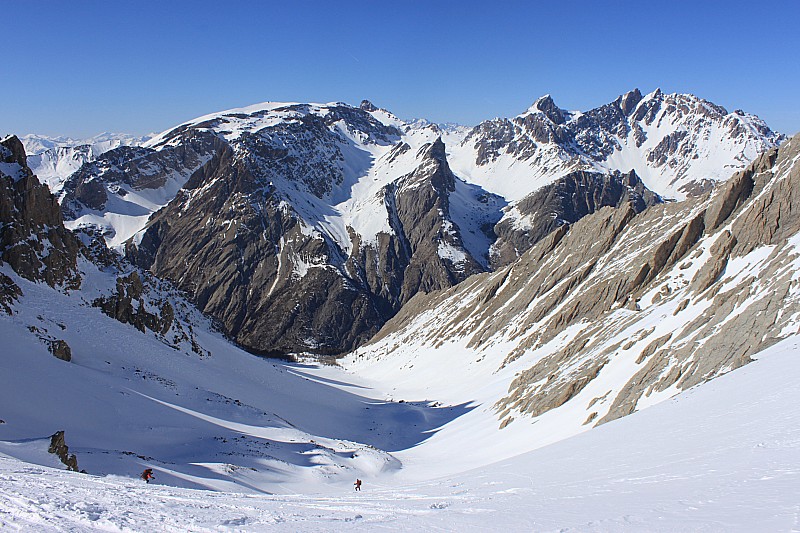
[141,468,155,483]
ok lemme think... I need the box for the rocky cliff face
[490,169,663,267]
[124,106,487,354]
[59,130,224,248]
[0,135,81,289]
[0,135,209,358]
[353,132,800,435]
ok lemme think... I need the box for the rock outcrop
[48,431,79,472]
[491,169,662,267]
[1,134,211,359]
[92,272,174,335]
[0,135,81,289]
[47,340,72,362]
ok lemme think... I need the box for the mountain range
[2,89,798,522]
[30,89,783,355]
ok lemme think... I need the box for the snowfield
[1,337,798,531]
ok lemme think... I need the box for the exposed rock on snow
[92,272,174,336]
[47,339,72,362]
[48,430,79,472]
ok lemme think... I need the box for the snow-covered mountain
[55,90,782,355]
[21,133,150,194]
[450,88,783,201]
[347,133,800,460]
[1,131,799,525]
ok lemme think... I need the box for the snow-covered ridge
[58,89,782,257]
[449,88,784,202]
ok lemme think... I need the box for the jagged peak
[647,87,663,100]
[416,136,447,161]
[360,100,378,112]
[526,94,566,125]
[616,88,643,116]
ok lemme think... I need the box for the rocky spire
[360,100,378,112]
[617,88,643,116]
[532,94,566,125]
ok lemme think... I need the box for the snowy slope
[0,261,439,494]
[1,335,797,531]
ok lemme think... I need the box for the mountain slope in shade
[1,333,797,530]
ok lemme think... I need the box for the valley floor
[2,337,799,532]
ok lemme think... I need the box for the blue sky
[2,0,798,137]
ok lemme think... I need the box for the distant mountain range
[21,133,152,195]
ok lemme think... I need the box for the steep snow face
[22,133,150,194]
[448,89,784,202]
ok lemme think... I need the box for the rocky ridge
[449,88,783,202]
[490,169,663,267]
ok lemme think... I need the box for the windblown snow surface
[0,251,798,531]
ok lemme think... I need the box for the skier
[354,478,362,491]
[141,468,155,483]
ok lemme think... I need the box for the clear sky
[2,0,799,138]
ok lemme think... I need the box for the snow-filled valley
[1,331,798,531]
